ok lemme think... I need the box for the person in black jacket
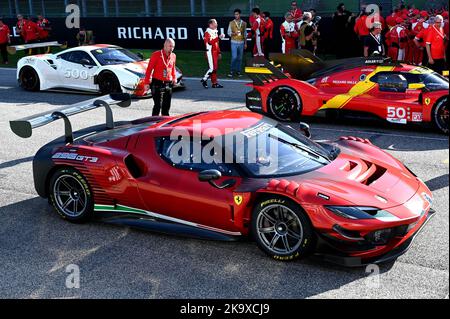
[364,22,385,57]
[332,3,355,58]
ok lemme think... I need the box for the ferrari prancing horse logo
[424,98,431,105]
[234,195,243,206]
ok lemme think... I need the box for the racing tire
[19,67,40,91]
[432,97,449,134]
[49,167,94,223]
[98,71,122,95]
[267,86,302,122]
[251,195,315,261]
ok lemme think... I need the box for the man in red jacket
[0,18,11,64]
[426,15,447,75]
[262,11,274,59]
[280,12,298,54]
[16,14,26,43]
[143,39,177,116]
[37,14,52,53]
[386,17,408,61]
[21,17,41,55]
[251,8,266,57]
[410,11,429,64]
[201,19,224,89]
[289,1,303,24]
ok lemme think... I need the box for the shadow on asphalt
[0,196,398,298]
[0,156,34,170]
[426,174,450,192]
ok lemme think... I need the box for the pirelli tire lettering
[252,195,315,261]
[49,167,94,223]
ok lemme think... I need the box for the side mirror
[80,58,92,67]
[198,170,236,189]
[198,169,221,182]
[408,83,426,90]
[136,52,144,60]
[299,122,311,138]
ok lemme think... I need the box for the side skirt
[94,204,242,242]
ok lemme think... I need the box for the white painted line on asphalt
[0,67,16,71]
[318,127,448,141]
[0,86,13,89]
[183,76,250,83]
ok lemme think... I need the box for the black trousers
[0,43,8,63]
[263,38,272,59]
[151,79,173,116]
[428,59,446,75]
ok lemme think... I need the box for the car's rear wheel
[49,167,94,223]
[251,195,315,261]
[267,86,302,121]
[19,67,40,91]
[432,97,449,134]
[98,71,122,94]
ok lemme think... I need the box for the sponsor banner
[3,16,338,53]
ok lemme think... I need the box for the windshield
[420,72,449,91]
[225,119,335,178]
[91,48,142,65]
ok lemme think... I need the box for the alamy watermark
[65,264,80,289]
[65,4,80,29]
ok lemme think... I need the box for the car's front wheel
[19,67,40,91]
[49,167,94,223]
[98,71,122,94]
[432,96,449,134]
[251,195,315,261]
[267,86,302,121]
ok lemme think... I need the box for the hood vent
[341,160,386,186]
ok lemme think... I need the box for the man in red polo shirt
[0,18,11,64]
[144,38,177,116]
[354,7,370,52]
[426,15,447,75]
[289,1,303,24]
[37,14,52,53]
[262,11,274,59]
[16,14,26,43]
[22,17,40,44]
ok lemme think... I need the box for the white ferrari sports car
[16,44,184,96]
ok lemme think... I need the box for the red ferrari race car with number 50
[10,94,435,266]
[245,50,449,134]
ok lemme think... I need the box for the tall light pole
[8,0,13,16]
[201,0,205,16]
[144,0,151,16]
[190,0,195,16]
[157,0,162,17]
[28,0,33,16]
[41,0,46,16]
[115,0,119,17]
[103,0,108,17]
[14,0,20,15]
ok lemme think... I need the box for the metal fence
[0,0,447,18]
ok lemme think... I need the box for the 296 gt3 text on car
[10,93,435,267]
[16,44,184,97]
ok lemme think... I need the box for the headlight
[325,206,399,221]
[125,68,145,78]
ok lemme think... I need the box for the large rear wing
[10,93,131,144]
[245,57,289,86]
[7,41,67,55]
[269,49,326,81]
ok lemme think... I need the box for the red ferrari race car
[245,50,449,134]
[10,94,435,266]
